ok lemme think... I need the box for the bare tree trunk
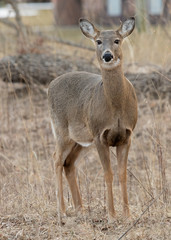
[135,0,148,32]
[53,0,82,26]
[162,0,170,23]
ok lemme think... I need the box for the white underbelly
[77,141,93,147]
[51,120,57,139]
[68,123,93,147]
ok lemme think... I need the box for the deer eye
[96,40,102,45]
[114,39,120,44]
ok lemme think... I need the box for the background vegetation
[0,1,170,239]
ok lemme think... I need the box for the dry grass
[0,12,171,239]
[0,77,170,239]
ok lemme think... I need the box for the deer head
[79,17,135,70]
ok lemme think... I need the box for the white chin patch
[102,58,120,69]
[113,58,121,67]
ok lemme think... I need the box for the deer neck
[101,65,126,110]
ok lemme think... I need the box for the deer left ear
[118,17,135,38]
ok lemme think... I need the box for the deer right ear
[79,19,99,39]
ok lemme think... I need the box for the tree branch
[117,191,164,240]
[0,0,26,37]
[0,18,18,31]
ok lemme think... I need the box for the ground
[0,10,171,239]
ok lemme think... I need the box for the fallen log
[0,53,99,85]
[0,54,170,102]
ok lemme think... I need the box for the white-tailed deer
[48,17,138,220]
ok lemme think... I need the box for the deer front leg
[116,139,131,217]
[95,139,116,220]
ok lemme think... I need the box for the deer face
[79,17,135,70]
[95,30,123,70]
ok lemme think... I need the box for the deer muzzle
[102,51,114,63]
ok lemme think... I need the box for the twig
[153,70,171,82]
[111,150,153,198]
[127,169,154,198]
[56,38,94,52]
[117,190,164,240]
[35,32,94,52]
[162,26,171,41]
[0,18,18,31]
[0,0,26,38]
[0,152,14,165]
[7,58,47,95]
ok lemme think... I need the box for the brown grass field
[0,10,171,239]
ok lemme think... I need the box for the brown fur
[48,17,138,220]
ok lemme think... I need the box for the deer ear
[79,19,99,39]
[118,17,135,38]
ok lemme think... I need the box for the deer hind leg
[95,139,116,221]
[53,141,74,215]
[116,139,131,217]
[64,144,83,213]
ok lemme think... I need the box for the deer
[48,17,138,221]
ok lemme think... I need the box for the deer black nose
[103,51,113,62]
